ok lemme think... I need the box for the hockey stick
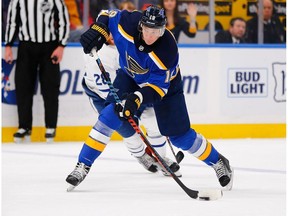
[166,136,185,164]
[91,49,222,201]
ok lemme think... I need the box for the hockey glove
[115,93,142,119]
[80,22,110,54]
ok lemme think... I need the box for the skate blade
[46,138,54,143]
[67,184,76,192]
[223,167,234,191]
[14,137,22,143]
[14,136,31,143]
[156,163,182,177]
[24,135,31,142]
[161,169,182,177]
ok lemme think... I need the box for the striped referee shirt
[5,0,70,46]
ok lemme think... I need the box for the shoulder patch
[108,10,118,17]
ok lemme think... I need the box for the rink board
[1,44,286,141]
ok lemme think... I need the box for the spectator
[4,0,70,143]
[90,0,119,22]
[159,0,198,42]
[65,0,85,42]
[119,0,136,11]
[204,20,224,31]
[215,17,246,43]
[65,0,83,30]
[245,0,285,43]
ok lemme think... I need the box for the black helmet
[140,5,167,28]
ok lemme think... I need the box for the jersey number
[165,70,171,83]
[94,73,109,85]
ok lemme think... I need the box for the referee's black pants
[15,41,60,130]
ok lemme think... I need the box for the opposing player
[66,5,234,190]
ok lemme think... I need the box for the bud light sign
[228,68,268,98]
[272,63,286,102]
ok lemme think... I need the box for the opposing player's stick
[91,49,222,201]
[166,137,185,164]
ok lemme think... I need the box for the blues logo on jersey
[125,52,149,78]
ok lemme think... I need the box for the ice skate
[157,157,182,177]
[66,162,91,191]
[136,152,158,173]
[45,128,56,143]
[140,148,182,177]
[13,128,31,143]
[212,154,234,190]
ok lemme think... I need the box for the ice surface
[2,138,286,216]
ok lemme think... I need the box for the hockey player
[81,34,181,177]
[66,5,234,190]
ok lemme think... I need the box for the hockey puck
[198,189,223,201]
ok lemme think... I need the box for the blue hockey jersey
[97,9,180,104]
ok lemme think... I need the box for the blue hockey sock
[78,144,102,167]
[187,133,219,166]
[98,103,123,130]
[170,130,219,166]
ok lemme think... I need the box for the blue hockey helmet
[140,5,167,29]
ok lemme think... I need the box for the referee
[4,0,70,143]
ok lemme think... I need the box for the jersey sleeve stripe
[149,51,167,70]
[145,83,166,98]
[118,24,134,43]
